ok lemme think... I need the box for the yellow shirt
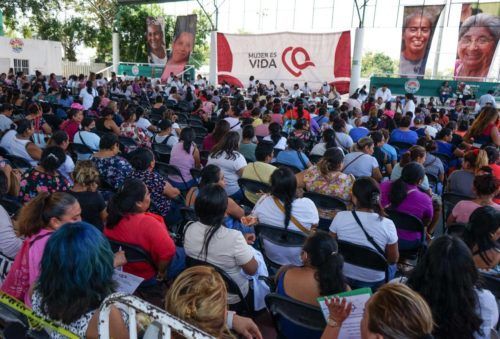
[241,162,277,204]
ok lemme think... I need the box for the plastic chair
[4,154,33,170]
[118,136,138,153]
[385,209,425,260]
[446,223,467,237]
[265,293,326,337]
[272,162,301,174]
[337,240,388,284]
[0,197,22,218]
[303,191,348,231]
[192,126,208,137]
[426,172,440,194]
[70,143,94,159]
[388,141,413,158]
[188,119,204,127]
[107,239,156,269]
[0,146,8,157]
[190,168,202,184]
[254,224,307,271]
[273,148,282,158]
[152,144,171,163]
[432,152,451,170]
[155,162,189,191]
[308,154,322,164]
[237,178,272,207]
[442,192,473,225]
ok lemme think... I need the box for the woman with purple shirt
[380,162,433,250]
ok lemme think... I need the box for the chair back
[185,256,251,314]
[265,293,326,335]
[192,126,208,137]
[273,148,282,157]
[426,172,440,193]
[155,162,188,188]
[0,197,22,218]
[70,142,94,155]
[0,146,9,157]
[446,223,467,237]
[303,191,347,212]
[337,240,388,282]
[189,119,204,127]
[118,136,138,153]
[190,168,202,184]
[308,154,322,164]
[389,141,413,156]
[254,224,307,270]
[273,162,301,174]
[152,144,171,163]
[480,273,500,299]
[432,152,451,170]
[442,192,473,222]
[385,209,424,233]
[4,154,33,170]
[107,239,156,269]
[238,178,271,206]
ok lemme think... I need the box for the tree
[0,0,60,30]
[189,9,212,67]
[361,52,398,77]
[35,17,97,61]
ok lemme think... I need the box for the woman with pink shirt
[448,173,499,225]
[1,192,82,306]
[169,127,201,190]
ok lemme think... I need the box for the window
[13,59,29,75]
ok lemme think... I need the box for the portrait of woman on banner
[161,15,197,82]
[454,13,500,81]
[399,6,443,77]
[147,17,167,65]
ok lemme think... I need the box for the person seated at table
[253,167,319,266]
[330,177,398,289]
[275,137,311,171]
[91,133,133,190]
[447,149,489,198]
[183,184,257,305]
[164,266,262,339]
[322,283,433,339]
[104,178,181,307]
[448,173,499,225]
[342,137,382,181]
[389,115,418,146]
[32,222,128,339]
[275,231,348,339]
[407,235,498,339]
[463,206,500,270]
[381,162,433,248]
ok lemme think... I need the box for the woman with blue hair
[32,222,129,338]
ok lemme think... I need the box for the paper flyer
[113,269,144,294]
[317,288,372,339]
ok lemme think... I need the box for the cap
[70,103,84,110]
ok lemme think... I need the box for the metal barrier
[62,61,107,78]
[98,294,214,339]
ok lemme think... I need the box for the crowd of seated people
[0,69,498,338]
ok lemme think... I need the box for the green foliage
[361,52,398,77]
[0,0,59,30]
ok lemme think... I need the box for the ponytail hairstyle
[270,167,297,230]
[86,80,93,95]
[129,148,155,171]
[39,146,66,172]
[317,148,344,176]
[464,206,500,267]
[219,101,230,119]
[463,149,489,173]
[180,127,195,154]
[322,129,338,149]
[268,122,282,146]
[106,179,147,228]
[400,145,426,167]
[16,192,77,237]
[389,162,425,208]
[302,231,347,296]
[352,177,384,218]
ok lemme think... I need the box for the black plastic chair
[303,191,348,231]
[0,197,22,218]
[118,136,138,153]
[337,240,388,285]
[426,172,440,194]
[192,126,208,137]
[265,293,326,337]
[480,272,500,299]
[273,162,301,174]
[389,141,413,157]
[308,154,322,164]
[176,113,189,125]
[107,239,156,269]
[446,223,467,237]
[152,143,171,163]
[190,168,202,184]
[385,209,425,260]
[70,142,94,158]
[254,224,307,271]
[188,119,204,127]
[237,178,272,207]
[273,148,282,158]
[200,150,210,164]
[4,154,33,170]
[185,256,252,315]
[442,192,473,226]
[432,152,451,170]
[0,146,8,157]
[155,162,189,191]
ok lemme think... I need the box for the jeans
[167,247,186,279]
[170,178,197,191]
[439,94,449,105]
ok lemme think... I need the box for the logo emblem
[404,79,420,94]
[131,65,140,76]
[281,47,315,77]
[10,38,24,53]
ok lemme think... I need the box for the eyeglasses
[459,37,494,46]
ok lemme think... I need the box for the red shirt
[104,212,175,280]
[60,120,80,142]
[284,108,311,122]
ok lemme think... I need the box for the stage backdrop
[217,31,351,94]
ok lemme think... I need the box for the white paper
[113,269,144,294]
[318,292,371,339]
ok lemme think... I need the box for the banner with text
[217,31,351,93]
[454,2,500,81]
[399,5,444,77]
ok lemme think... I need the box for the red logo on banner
[281,47,316,77]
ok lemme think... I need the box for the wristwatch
[327,317,341,328]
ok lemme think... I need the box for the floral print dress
[91,155,133,190]
[19,169,71,203]
[303,166,354,219]
[120,122,151,149]
[131,169,172,217]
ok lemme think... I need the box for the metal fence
[62,61,109,78]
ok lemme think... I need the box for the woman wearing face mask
[1,192,82,306]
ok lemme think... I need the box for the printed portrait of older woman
[147,18,167,64]
[161,31,195,81]
[455,13,500,80]
[399,10,437,76]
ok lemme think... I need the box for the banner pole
[350,27,365,95]
[209,31,217,86]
